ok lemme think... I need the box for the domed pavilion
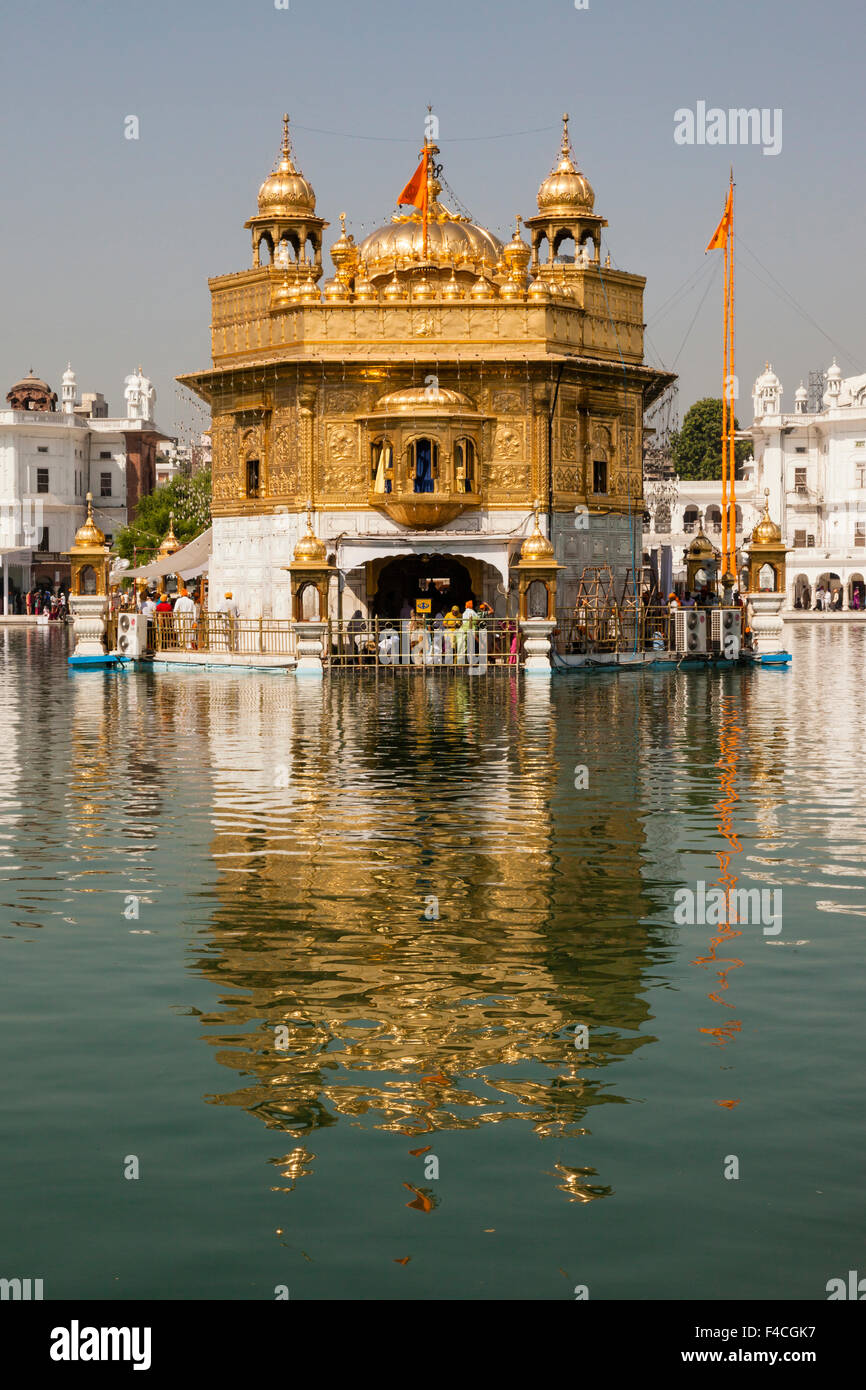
[178,113,674,622]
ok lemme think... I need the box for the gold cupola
[524,114,608,273]
[245,115,329,279]
[752,490,782,544]
[536,113,595,214]
[357,140,502,290]
[65,493,110,598]
[158,511,180,557]
[293,515,328,563]
[746,490,788,594]
[513,505,562,619]
[329,212,359,288]
[73,492,106,548]
[519,511,555,561]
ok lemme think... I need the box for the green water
[0,623,862,1300]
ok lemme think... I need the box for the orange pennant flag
[706,185,733,251]
[397,155,428,210]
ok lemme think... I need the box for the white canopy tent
[124,528,212,582]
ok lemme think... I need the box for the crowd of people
[797,585,847,611]
[16,588,69,618]
[344,600,519,665]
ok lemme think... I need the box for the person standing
[216,590,239,652]
[173,585,196,649]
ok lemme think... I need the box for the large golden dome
[537,114,594,214]
[257,115,316,217]
[358,176,502,280]
[359,218,503,277]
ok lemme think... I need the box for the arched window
[683,505,699,534]
[258,235,273,266]
[705,505,722,534]
[454,438,476,493]
[553,232,575,264]
[408,438,439,494]
[371,438,393,494]
[246,458,260,498]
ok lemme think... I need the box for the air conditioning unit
[116,612,148,657]
[674,608,708,654]
[711,608,742,656]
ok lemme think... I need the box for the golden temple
[178,113,674,621]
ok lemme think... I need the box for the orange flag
[397,154,428,210]
[706,185,733,251]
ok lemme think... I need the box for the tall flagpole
[422,136,429,261]
[727,170,736,584]
[721,209,730,579]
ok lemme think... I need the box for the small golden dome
[373,384,477,413]
[520,511,555,561]
[73,493,106,548]
[383,272,407,302]
[257,115,316,217]
[752,489,782,544]
[353,272,377,303]
[537,114,595,214]
[158,512,180,557]
[502,214,531,277]
[411,275,436,302]
[441,270,464,300]
[528,276,551,301]
[500,277,525,301]
[293,516,327,562]
[298,275,320,304]
[470,274,496,302]
[323,277,349,302]
[686,526,716,560]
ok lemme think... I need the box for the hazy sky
[2,0,862,445]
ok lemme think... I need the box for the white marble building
[0,366,170,609]
[748,361,866,609]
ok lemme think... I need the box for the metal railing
[326,617,523,669]
[151,613,296,657]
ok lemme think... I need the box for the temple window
[592,458,607,494]
[246,458,261,498]
[408,438,439,494]
[371,438,393,494]
[454,438,476,493]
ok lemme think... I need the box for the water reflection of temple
[191,675,661,1200]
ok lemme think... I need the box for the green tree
[670,398,751,481]
[115,470,211,562]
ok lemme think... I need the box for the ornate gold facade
[180,115,672,528]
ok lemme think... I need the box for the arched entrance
[816,571,842,610]
[373,554,475,618]
[792,573,811,609]
[849,573,865,611]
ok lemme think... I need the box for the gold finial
[561,112,570,154]
[515,213,522,236]
[339,211,346,235]
[605,250,611,267]
[86,491,93,515]
[281,113,291,160]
